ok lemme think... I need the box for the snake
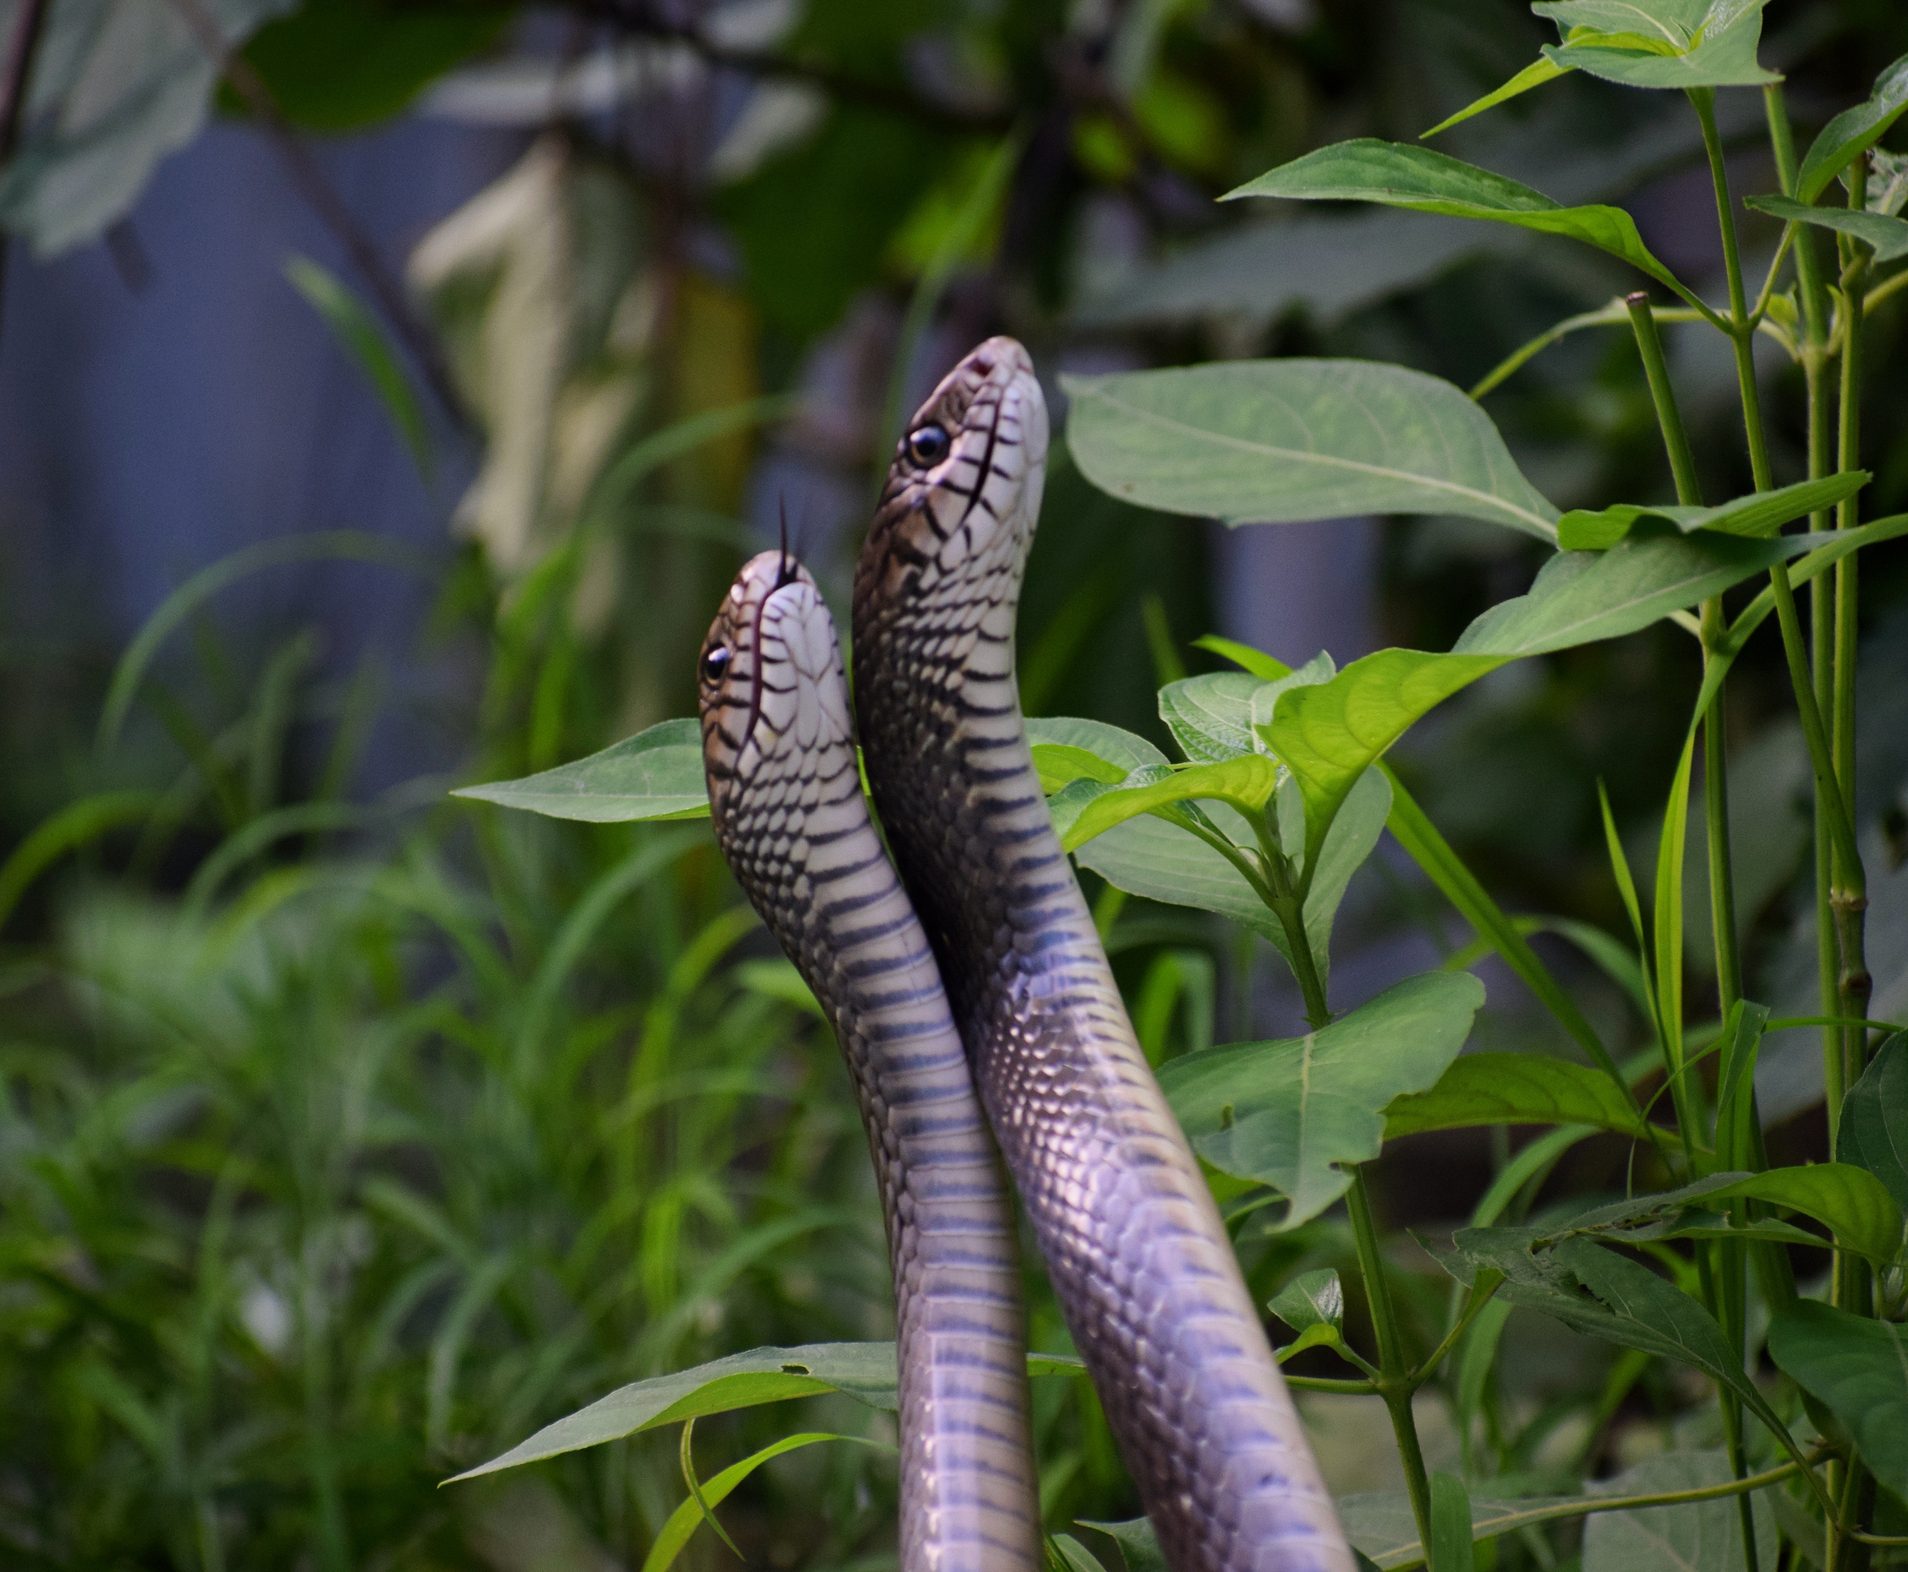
[851,337,1354,1572]
[697,549,1045,1572]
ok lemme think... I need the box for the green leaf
[1422,57,1567,138]
[1160,972,1485,1229]
[233,0,514,132]
[1838,1033,1908,1210]
[1338,1490,1575,1570]
[1581,1452,1778,1572]
[1161,671,1275,762]
[286,258,433,477]
[1435,1234,1808,1474]
[1535,0,1778,89]
[1269,1268,1344,1334]
[448,1342,901,1481]
[1226,140,1692,307]
[1745,195,1908,262]
[1062,757,1281,853]
[1052,1535,1120,1572]
[1796,53,1908,203]
[1031,743,1129,790]
[1558,473,1871,548]
[0,0,299,257]
[1081,1518,1168,1572]
[1268,528,1841,859]
[454,719,709,823]
[640,1432,872,1572]
[1430,1474,1476,1572]
[1769,1301,1908,1507]
[1063,359,1559,540]
[454,1342,1082,1484]
[1385,1053,1646,1139]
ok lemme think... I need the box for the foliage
[3,1,1907,1570]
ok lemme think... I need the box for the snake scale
[699,337,1352,1572]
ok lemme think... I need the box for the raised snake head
[854,335,1050,624]
[697,550,854,834]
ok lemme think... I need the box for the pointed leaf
[1797,53,1908,202]
[1422,57,1567,138]
[1270,1268,1345,1335]
[454,719,710,823]
[1062,757,1281,852]
[1769,1301,1908,1507]
[1063,359,1559,540]
[1160,971,1484,1229]
[1838,1032,1908,1209]
[1269,528,1841,858]
[1558,473,1870,548]
[1385,1053,1647,1139]
[1227,140,1691,303]
[1745,195,1908,262]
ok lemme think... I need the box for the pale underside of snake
[851,338,1354,1572]
[698,550,1045,1572]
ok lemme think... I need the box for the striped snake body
[852,339,1353,1572]
[698,552,1044,1572]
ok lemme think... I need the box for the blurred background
[2,1,1905,1566]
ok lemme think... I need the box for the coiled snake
[700,339,1352,1572]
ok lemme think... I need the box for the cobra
[697,550,1044,1572]
[852,338,1354,1572]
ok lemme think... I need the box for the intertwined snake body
[698,552,1044,1572]
[853,339,1351,1572]
[697,338,1351,1572]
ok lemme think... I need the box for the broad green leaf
[454,719,709,823]
[1063,359,1559,540]
[1026,717,1168,776]
[1385,1053,1646,1139]
[1305,768,1393,990]
[1581,1452,1778,1572]
[1062,758,1280,853]
[1536,0,1778,89]
[1796,53,1908,202]
[1269,528,1842,858]
[1160,671,1272,762]
[287,258,433,477]
[1160,971,1485,1229]
[1422,57,1567,138]
[1430,1474,1476,1572]
[1226,140,1691,306]
[1745,195,1908,262]
[1838,1033,1908,1209]
[1031,743,1128,790]
[1769,1301,1908,1507]
[1558,473,1871,548]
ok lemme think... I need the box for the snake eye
[905,423,950,467]
[700,645,731,684]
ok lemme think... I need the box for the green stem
[1388,1457,1808,1571]
[1348,1167,1435,1549]
[1270,886,1433,1547]
[1409,1276,1502,1390]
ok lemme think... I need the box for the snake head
[855,335,1049,614]
[698,549,854,830]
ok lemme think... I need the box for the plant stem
[1347,1167,1435,1548]
[1271,880,1434,1548]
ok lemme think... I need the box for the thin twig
[162,0,471,434]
